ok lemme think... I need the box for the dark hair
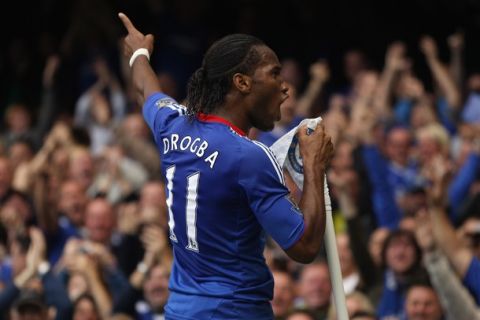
[406,278,434,293]
[73,293,101,316]
[14,232,31,254]
[1,190,37,226]
[380,229,422,273]
[186,34,265,116]
[350,311,377,319]
[71,126,91,146]
[12,291,47,316]
[285,308,316,320]
[8,136,35,151]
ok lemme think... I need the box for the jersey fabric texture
[143,93,305,319]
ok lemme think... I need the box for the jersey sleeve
[238,141,305,250]
[142,92,187,136]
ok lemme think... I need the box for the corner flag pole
[323,175,349,320]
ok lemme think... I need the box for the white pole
[269,119,349,319]
[323,175,349,320]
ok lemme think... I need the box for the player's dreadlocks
[186,34,264,117]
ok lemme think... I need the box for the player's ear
[232,73,252,94]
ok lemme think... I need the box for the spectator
[296,260,332,320]
[414,208,480,320]
[422,155,480,304]
[404,283,444,320]
[1,228,70,320]
[272,270,296,320]
[74,57,127,156]
[113,223,171,319]
[9,291,49,320]
[377,229,426,319]
[2,5,480,320]
[72,293,101,320]
[57,198,130,307]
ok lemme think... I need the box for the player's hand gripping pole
[270,118,348,320]
[306,120,348,320]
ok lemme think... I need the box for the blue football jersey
[143,93,305,319]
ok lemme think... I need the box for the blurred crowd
[1,1,480,319]
[254,31,480,320]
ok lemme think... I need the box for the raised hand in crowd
[349,99,377,145]
[423,154,477,282]
[90,145,148,203]
[141,225,171,267]
[61,238,117,272]
[129,225,171,290]
[73,54,127,156]
[422,155,453,207]
[42,55,61,90]
[420,36,439,60]
[310,60,330,84]
[414,203,480,320]
[68,251,113,319]
[447,31,464,89]
[385,41,410,72]
[420,35,461,109]
[414,208,436,253]
[399,73,425,100]
[447,31,464,52]
[296,60,330,118]
[12,121,73,194]
[373,41,410,118]
[13,227,47,289]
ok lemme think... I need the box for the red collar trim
[197,113,246,136]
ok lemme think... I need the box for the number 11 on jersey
[165,165,200,252]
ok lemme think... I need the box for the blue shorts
[165,292,273,320]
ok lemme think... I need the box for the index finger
[118,12,139,34]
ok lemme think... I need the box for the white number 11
[165,165,200,252]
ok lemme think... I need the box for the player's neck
[212,108,250,134]
[214,94,251,134]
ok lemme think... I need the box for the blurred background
[2,0,480,115]
[1,1,480,320]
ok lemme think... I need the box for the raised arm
[295,61,329,118]
[373,41,408,119]
[118,13,161,106]
[420,35,461,109]
[447,31,464,91]
[425,156,473,277]
[285,124,334,263]
[414,211,480,320]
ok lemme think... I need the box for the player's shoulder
[242,138,275,158]
[148,92,187,114]
[234,136,266,156]
[143,92,187,134]
[239,138,285,182]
